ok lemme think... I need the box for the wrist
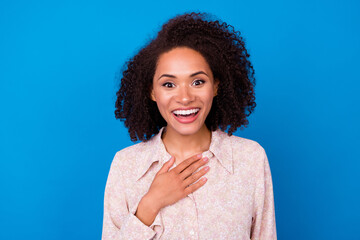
[135,193,161,226]
[143,192,161,214]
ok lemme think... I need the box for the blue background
[1,0,359,239]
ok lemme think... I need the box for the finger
[184,177,207,196]
[156,157,175,175]
[180,157,209,179]
[173,153,202,174]
[183,165,210,187]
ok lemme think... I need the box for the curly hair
[115,12,256,142]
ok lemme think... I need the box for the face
[151,47,218,136]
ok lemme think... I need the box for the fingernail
[197,154,202,158]
[204,166,210,171]
[202,157,208,162]
[202,177,207,182]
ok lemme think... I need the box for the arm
[102,153,159,240]
[102,152,210,239]
[250,148,277,240]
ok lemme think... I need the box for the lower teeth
[177,113,194,117]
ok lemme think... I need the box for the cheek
[200,90,215,106]
[154,91,172,112]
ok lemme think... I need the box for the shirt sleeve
[250,147,277,240]
[101,153,159,240]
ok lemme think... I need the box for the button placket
[191,192,200,240]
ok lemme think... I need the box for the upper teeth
[173,108,200,115]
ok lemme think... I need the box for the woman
[102,12,277,240]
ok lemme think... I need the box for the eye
[192,79,205,86]
[162,82,175,88]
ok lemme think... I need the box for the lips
[172,108,200,123]
[172,108,200,116]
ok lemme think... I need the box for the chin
[168,121,206,136]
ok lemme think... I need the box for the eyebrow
[157,71,209,81]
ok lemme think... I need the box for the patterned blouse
[102,128,277,239]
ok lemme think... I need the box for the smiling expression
[151,47,218,136]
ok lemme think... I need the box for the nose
[175,85,194,105]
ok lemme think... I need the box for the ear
[150,89,156,102]
[213,79,219,97]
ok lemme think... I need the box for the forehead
[155,47,212,76]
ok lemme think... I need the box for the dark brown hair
[115,12,256,142]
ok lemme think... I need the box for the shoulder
[215,130,265,157]
[107,140,154,183]
[216,131,267,172]
[228,134,266,158]
[115,141,151,158]
[111,141,152,169]
[212,130,267,174]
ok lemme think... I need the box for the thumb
[157,157,175,175]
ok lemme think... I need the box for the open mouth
[172,108,200,118]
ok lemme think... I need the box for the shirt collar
[208,129,234,174]
[135,127,234,181]
[134,127,169,181]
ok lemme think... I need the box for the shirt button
[189,229,195,235]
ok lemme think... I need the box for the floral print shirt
[102,128,277,239]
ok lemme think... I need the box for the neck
[161,125,211,164]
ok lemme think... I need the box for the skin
[135,47,218,226]
[151,47,218,163]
